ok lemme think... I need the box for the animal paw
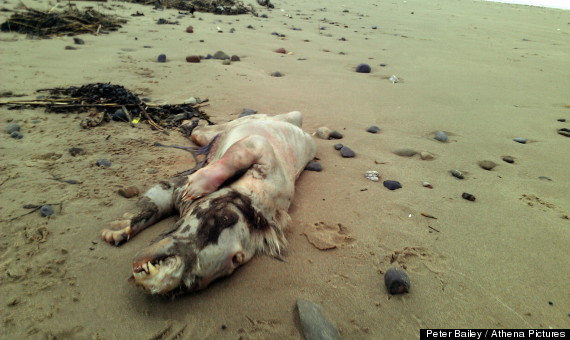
[182,170,220,201]
[101,219,133,246]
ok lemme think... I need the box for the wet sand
[1,0,569,338]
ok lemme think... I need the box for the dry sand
[1,0,569,339]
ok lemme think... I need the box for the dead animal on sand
[101,111,317,295]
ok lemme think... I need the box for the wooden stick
[121,105,135,128]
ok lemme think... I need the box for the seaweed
[123,0,257,15]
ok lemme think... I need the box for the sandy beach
[1,0,569,339]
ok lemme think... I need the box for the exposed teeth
[133,272,144,280]
[148,261,158,275]
[142,262,148,273]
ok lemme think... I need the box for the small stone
[10,131,23,139]
[333,144,343,150]
[6,123,20,134]
[186,25,193,33]
[384,267,410,294]
[383,180,402,190]
[305,161,322,172]
[538,176,552,181]
[229,28,235,33]
[222,60,231,65]
[462,192,476,201]
[204,54,214,59]
[96,159,112,167]
[73,37,85,45]
[365,170,380,182]
[145,168,158,174]
[557,118,566,122]
[367,126,380,133]
[434,130,448,142]
[422,181,433,189]
[230,55,240,62]
[112,109,127,121]
[558,128,570,137]
[451,169,464,179]
[184,97,198,105]
[68,147,85,157]
[340,146,355,158]
[118,186,140,198]
[157,54,167,62]
[513,137,527,144]
[239,108,257,117]
[502,156,515,164]
[40,205,54,217]
[355,63,371,73]
[186,55,200,63]
[296,299,341,340]
[419,151,435,160]
[213,51,230,60]
[271,71,283,77]
[315,127,331,140]
[65,46,77,50]
[329,131,343,139]
[389,75,399,83]
[372,26,378,29]
[478,160,497,170]
[247,25,254,29]
[274,48,286,54]
[393,148,417,157]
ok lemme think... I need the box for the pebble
[502,156,515,164]
[393,148,417,157]
[213,51,230,60]
[230,55,240,62]
[419,151,435,160]
[145,168,158,174]
[40,205,54,217]
[112,109,127,121]
[450,169,464,179]
[305,161,322,172]
[557,118,566,122]
[157,54,167,63]
[186,55,200,63]
[329,130,343,139]
[513,137,527,144]
[365,170,380,182]
[73,37,85,45]
[65,46,77,50]
[7,123,20,134]
[333,144,343,150]
[296,299,341,340]
[239,108,257,117]
[389,75,399,83]
[422,181,433,189]
[383,180,402,190]
[184,97,198,105]
[69,147,85,157]
[10,131,23,139]
[434,130,448,142]
[478,160,497,171]
[204,54,214,59]
[315,127,331,140]
[462,192,476,201]
[367,126,380,133]
[97,159,112,167]
[372,25,378,29]
[538,176,552,181]
[558,128,570,137]
[186,25,193,33]
[271,71,283,77]
[340,146,355,158]
[222,60,231,65]
[118,186,140,198]
[384,267,410,294]
[274,48,286,54]
[355,63,371,73]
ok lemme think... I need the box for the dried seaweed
[0,6,126,37]
[123,0,257,15]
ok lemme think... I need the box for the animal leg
[182,135,275,200]
[102,181,177,246]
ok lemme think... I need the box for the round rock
[502,156,515,164]
[213,51,230,60]
[393,148,417,157]
[419,151,435,160]
[478,160,497,171]
[329,130,343,139]
[186,55,201,63]
[118,186,140,198]
[274,48,286,54]
[186,25,193,33]
[40,205,54,217]
[367,126,380,134]
[157,54,167,63]
[315,127,331,140]
[340,146,355,158]
[304,161,322,172]
[384,267,410,294]
[513,137,527,144]
[10,131,23,139]
[383,180,402,190]
[230,55,240,62]
[271,71,283,77]
[355,63,371,73]
[334,144,343,150]
[434,130,448,142]
[7,123,20,134]
[96,159,111,167]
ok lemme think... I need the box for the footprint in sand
[302,222,355,250]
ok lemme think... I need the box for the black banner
[420,329,568,339]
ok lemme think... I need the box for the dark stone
[7,123,20,134]
[340,146,355,158]
[230,55,240,62]
[213,51,230,60]
[247,25,254,29]
[186,25,193,33]
[204,54,214,59]
[380,63,387,67]
[69,147,85,157]
[334,144,343,150]
[271,71,283,77]
[513,137,527,144]
[434,130,448,142]
[367,125,380,133]
[384,267,410,294]
[65,46,77,50]
[40,205,54,217]
[355,63,371,73]
[478,160,497,170]
[157,54,167,62]
[112,109,127,121]
[274,47,286,54]
[186,55,201,63]
[451,169,464,179]
[329,130,343,139]
[296,299,341,340]
[97,159,112,167]
[304,161,322,172]
[118,186,140,198]
[383,180,402,190]
[502,156,515,164]
[557,118,566,122]
[239,108,257,118]
[10,131,23,139]
[462,192,476,201]
[73,37,85,45]
[372,26,378,29]
[260,14,268,18]
[558,128,570,137]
